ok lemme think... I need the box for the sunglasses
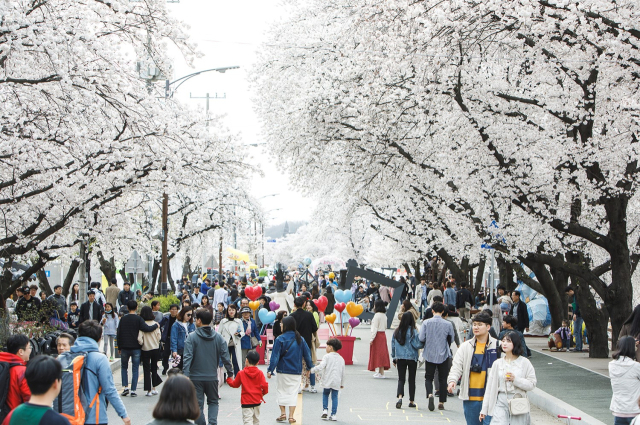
[186,314,193,317]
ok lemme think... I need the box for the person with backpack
[0,334,32,422]
[2,355,70,425]
[456,282,474,322]
[57,320,130,425]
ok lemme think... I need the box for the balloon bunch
[325,290,363,336]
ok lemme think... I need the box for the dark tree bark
[96,251,117,283]
[474,259,486,295]
[150,258,160,293]
[518,259,566,331]
[118,268,128,283]
[62,259,80,297]
[1,255,50,299]
[182,256,192,279]
[36,269,53,295]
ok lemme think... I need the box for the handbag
[505,373,530,415]
[251,336,260,347]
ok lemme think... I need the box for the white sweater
[311,352,345,390]
[370,313,387,343]
[481,357,537,416]
[609,357,640,416]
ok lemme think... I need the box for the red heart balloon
[245,285,262,301]
[334,302,346,313]
[315,296,328,313]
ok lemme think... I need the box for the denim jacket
[267,331,313,375]
[170,321,196,352]
[240,318,260,350]
[391,328,422,362]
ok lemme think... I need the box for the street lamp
[165,66,240,98]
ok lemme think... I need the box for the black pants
[229,346,240,377]
[425,360,450,403]
[396,359,417,400]
[161,341,171,373]
[141,348,163,392]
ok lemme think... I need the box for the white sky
[164,0,314,225]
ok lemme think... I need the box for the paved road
[107,326,567,424]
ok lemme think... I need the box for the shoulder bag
[505,373,530,415]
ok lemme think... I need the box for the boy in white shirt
[311,339,345,421]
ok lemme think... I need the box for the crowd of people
[2,266,640,425]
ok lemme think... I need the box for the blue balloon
[334,289,352,304]
[258,308,276,325]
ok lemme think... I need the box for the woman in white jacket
[609,336,640,425]
[480,331,536,425]
[218,304,243,377]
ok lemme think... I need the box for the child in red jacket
[0,334,32,419]
[226,350,268,425]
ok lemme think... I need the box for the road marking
[294,392,303,424]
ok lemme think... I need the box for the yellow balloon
[328,272,335,279]
[346,301,364,317]
[249,301,260,311]
[325,313,337,324]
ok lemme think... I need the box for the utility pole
[161,193,169,295]
[189,93,226,126]
[261,222,265,268]
[219,235,223,284]
[78,239,88,305]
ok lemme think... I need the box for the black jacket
[15,296,41,321]
[79,300,104,324]
[510,301,530,331]
[290,309,318,350]
[456,288,473,309]
[116,313,159,350]
[118,290,135,309]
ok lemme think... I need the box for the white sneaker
[309,386,317,393]
[151,390,158,395]
[321,409,328,419]
[329,415,337,421]
[373,374,386,379]
[145,392,153,397]
[372,372,381,378]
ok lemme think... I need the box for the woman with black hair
[147,375,201,424]
[170,306,195,370]
[368,299,391,378]
[267,316,313,423]
[609,336,640,425]
[392,312,422,409]
[480,331,536,425]
[139,306,162,396]
[273,310,288,339]
[620,305,640,360]
[218,304,243,376]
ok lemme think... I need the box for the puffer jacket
[170,321,195,353]
[391,328,423,362]
[267,331,313,375]
[609,356,640,416]
[0,352,30,411]
[68,337,127,424]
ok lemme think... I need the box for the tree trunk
[566,252,610,358]
[413,260,422,283]
[182,256,192,280]
[36,269,53,295]
[96,251,117,283]
[62,259,80,297]
[436,249,467,285]
[119,269,128,283]
[474,259,486,295]
[604,196,633,350]
[522,260,565,331]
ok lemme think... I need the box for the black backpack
[0,361,21,423]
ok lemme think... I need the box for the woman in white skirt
[481,331,537,425]
[267,316,314,423]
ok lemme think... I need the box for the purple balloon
[269,301,280,311]
[348,318,360,328]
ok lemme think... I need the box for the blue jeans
[462,400,491,425]
[573,316,584,351]
[323,388,339,415]
[120,349,141,391]
[310,373,316,386]
[614,417,634,425]
[420,299,427,316]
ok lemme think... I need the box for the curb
[110,358,121,374]
[529,387,607,425]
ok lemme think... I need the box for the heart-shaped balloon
[348,317,360,328]
[325,313,337,324]
[258,308,276,324]
[334,289,352,304]
[334,302,346,313]
[245,286,262,301]
[269,301,280,311]
[249,301,260,311]
[346,301,364,317]
[315,296,328,313]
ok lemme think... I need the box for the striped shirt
[419,315,455,364]
[469,342,487,401]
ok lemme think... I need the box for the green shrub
[154,295,181,312]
